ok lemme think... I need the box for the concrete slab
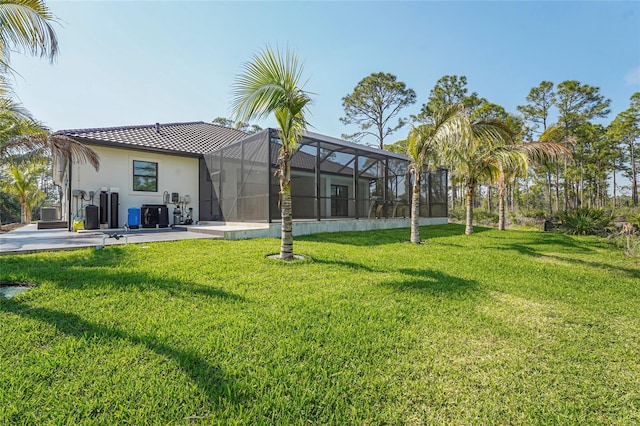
[0,224,221,255]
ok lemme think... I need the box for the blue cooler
[127,207,140,229]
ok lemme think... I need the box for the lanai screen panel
[418,169,448,218]
[207,129,448,223]
[204,131,270,222]
[268,131,430,221]
[429,169,448,217]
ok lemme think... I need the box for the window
[331,184,348,217]
[133,160,158,192]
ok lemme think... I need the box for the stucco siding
[69,146,200,226]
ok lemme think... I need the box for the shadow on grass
[0,298,248,410]
[486,231,596,254]
[308,256,381,273]
[1,247,245,302]
[496,243,640,279]
[297,223,482,247]
[383,268,482,299]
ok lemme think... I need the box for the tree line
[340,73,639,220]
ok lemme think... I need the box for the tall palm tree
[406,103,468,243]
[446,118,515,235]
[493,140,571,230]
[231,46,312,260]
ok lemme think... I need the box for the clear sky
[10,0,640,146]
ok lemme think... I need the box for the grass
[1,224,638,424]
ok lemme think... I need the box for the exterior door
[331,184,348,217]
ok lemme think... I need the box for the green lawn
[1,224,638,424]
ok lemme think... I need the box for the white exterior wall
[68,146,199,227]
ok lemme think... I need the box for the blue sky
[10,1,640,146]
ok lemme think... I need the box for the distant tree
[406,104,468,243]
[340,72,416,149]
[556,80,611,209]
[211,117,263,134]
[609,92,640,207]
[517,81,555,137]
[416,75,485,122]
[518,81,558,214]
[231,46,312,260]
[211,117,234,128]
[384,138,408,155]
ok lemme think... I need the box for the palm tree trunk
[612,166,617,209]
[280,153,294,260]
[498,174,507,231]
[546,168,553,216]
[410,172,421,243]
[465,180,475,235]
[21,196,28,224]
[280,188,293,259]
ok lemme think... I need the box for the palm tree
[406,104,468,243]
[493,140,571,230]
[0,0,59,73]
[1,106,100,171]
[231,46,312,260]
[0,155,47,223]
[446,118,515,235]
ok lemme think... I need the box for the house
[53,121,448,237]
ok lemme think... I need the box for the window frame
[132,160,159,192]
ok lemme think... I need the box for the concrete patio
[0,224,221,255]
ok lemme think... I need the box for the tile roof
[56,121,248,155]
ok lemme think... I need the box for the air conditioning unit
[41,207,58,221]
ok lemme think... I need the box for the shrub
[473,208,499,225]
[613,206,640,229]
[519,209,548,220]
[448,205,465,221]
[557,208,612,236]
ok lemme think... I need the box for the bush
[613,206,640,228]
[473,208,499,225]
[448,205,465,221]
[519,209,548,220]
[557,208,612,236]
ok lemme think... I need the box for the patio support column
[384,158,389,217]
[67,161,72,231]
[219,146,224,220]
[444,169,449,217]
[428,171,432,218]
[354,153,359,219]
[267,131,273,223]
[316,142,321,221]
[240,140,245,222]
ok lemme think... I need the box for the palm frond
[0,0,59,63]
[519,140,572,164]
[231,46,311,124]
